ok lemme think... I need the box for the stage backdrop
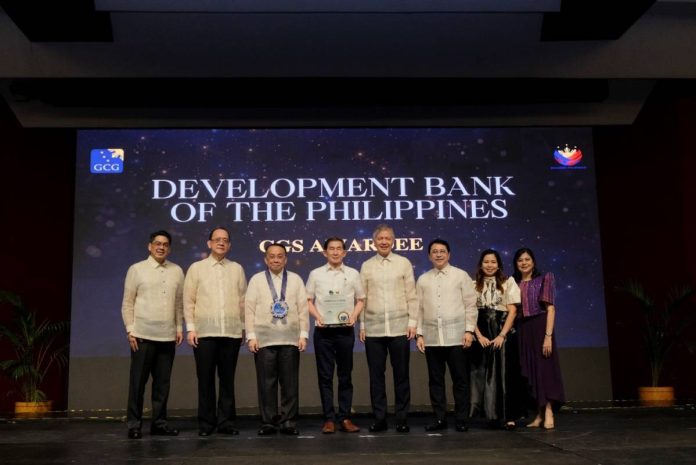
[69,128,611,411]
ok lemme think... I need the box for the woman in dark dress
[469,249,523,429]
[513,247,565,429]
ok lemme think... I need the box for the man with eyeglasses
[184,227,247,436]
[121,230,184,439]
[415,239,477,433]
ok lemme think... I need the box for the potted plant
[0,290,68,416]
[619,282,696,406]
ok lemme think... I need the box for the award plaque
[322,293,351,326]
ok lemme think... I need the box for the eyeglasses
[151,241,170,248]
[211,238,230,244]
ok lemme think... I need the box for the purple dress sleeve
[519,273,556,317]
[540,273,555,306]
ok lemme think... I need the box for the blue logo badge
[90,149,124,174]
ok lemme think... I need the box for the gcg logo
[90,149,124,174]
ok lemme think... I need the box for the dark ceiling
[1,1,694,127]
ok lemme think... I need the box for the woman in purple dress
[513,248,565,430]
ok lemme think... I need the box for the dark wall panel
[594,87,696,400]
[0,99,75,413]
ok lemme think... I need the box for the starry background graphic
[71,128,606,358]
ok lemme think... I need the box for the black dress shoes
[280,426,300,435]
[150,425,179,436]
[395,423,410,433]
[368,421,388,432]
[198,429,214,437]
[128,428,142,439]
[257,426,278,436]
[425,420,448,432]
[455,422,469,432]
[217,425,239,435]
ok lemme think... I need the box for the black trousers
[424,345,470,423]
[193,337,242,432]
[126,339,175,429]
[254,345,300,428]
[364,335,410,423]
[470,308,525,422]
[314,326,355,421]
